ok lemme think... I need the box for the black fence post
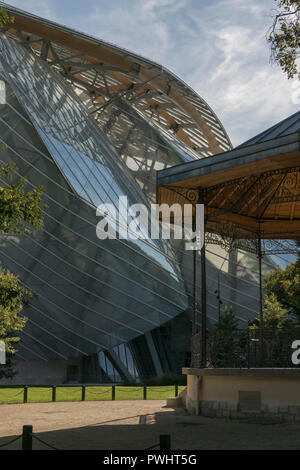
[81,385,86,402]
[112,385,115,401]
[22,425,32,450]
[160,434,171,450]
[175,385,178,397]
[143,386,147,400]
[52,385,56,402]
[23,386,28,404]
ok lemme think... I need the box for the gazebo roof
[157,112,300,242]
[238,110,300,148]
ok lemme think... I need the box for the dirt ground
[0,400,300,450]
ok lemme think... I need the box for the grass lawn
[0,385,186,404]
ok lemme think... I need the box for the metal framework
[1,5,231,165]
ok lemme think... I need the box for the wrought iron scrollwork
[166,186,199,205]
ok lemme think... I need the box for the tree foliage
[215,306,238,330]
[0,269,33,379]
[0,162,44,235]
[249,292,294,328]
[268,0,300,79]
[263,259,300,319]
[0,6,14,28]
[0,160,44,378]
[209,309,243,367]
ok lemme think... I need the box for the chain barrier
[144,442,159,450]
[0,385,182,403]
[144,435,171,450]
[31,434,60,450]
[0,435,21,448]
[86,388,111,396]
[147,387,174,392]
[56,388,81,394]
[0,390,24,399]
[116,388,144,393]
[0,430,170,451]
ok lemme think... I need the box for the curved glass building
[0,4,282,383]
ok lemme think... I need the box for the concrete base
[166,388,186,408]
[182,368,300,421]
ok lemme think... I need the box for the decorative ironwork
[165,180,300,256]
[192,328,300,369]
[274,170,300,203]
[206,233,299,256]
[204,166,300,195]
[166,186,199,205]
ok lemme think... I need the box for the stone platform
[182,368,300,422]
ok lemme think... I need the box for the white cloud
[143,0,187,14]
[188,17,298,145]
[3,0,299,146]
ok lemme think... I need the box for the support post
[199,190,207,368]
[112,385,115,401]
[22,425,32,450]
[258,233,264,366]
[81,385,86,402]
[201,237,207,368]
[160,434,171,450]
[23,386,28,404]
[247,328,250,369]
[258,235,263,326]
[52,385,56,402]
[192,222,197,337]
[218,271,221,321]
[143,386,147,400]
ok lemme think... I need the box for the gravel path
[0,400,299,450]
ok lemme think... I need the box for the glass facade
[0,35,188,363]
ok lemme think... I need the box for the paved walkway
[0,400,299,450]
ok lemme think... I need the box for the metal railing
[191,328,300,368]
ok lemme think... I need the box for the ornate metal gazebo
[157,111,300,367]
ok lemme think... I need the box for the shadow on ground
[0,403,300,450]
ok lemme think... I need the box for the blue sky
[3,0,299,146]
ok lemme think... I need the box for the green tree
[210,308,245,367]
[263,260,300,319]
[0,162,44,234]
[268,0,300,79]
[0,270,33,379]
[0,6,14,28]
[0,161,44,379]
[215,306,238,330]
[249,293,294,328]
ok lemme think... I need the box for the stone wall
[200,400,300,422]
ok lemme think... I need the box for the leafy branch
[268,0,300,79]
